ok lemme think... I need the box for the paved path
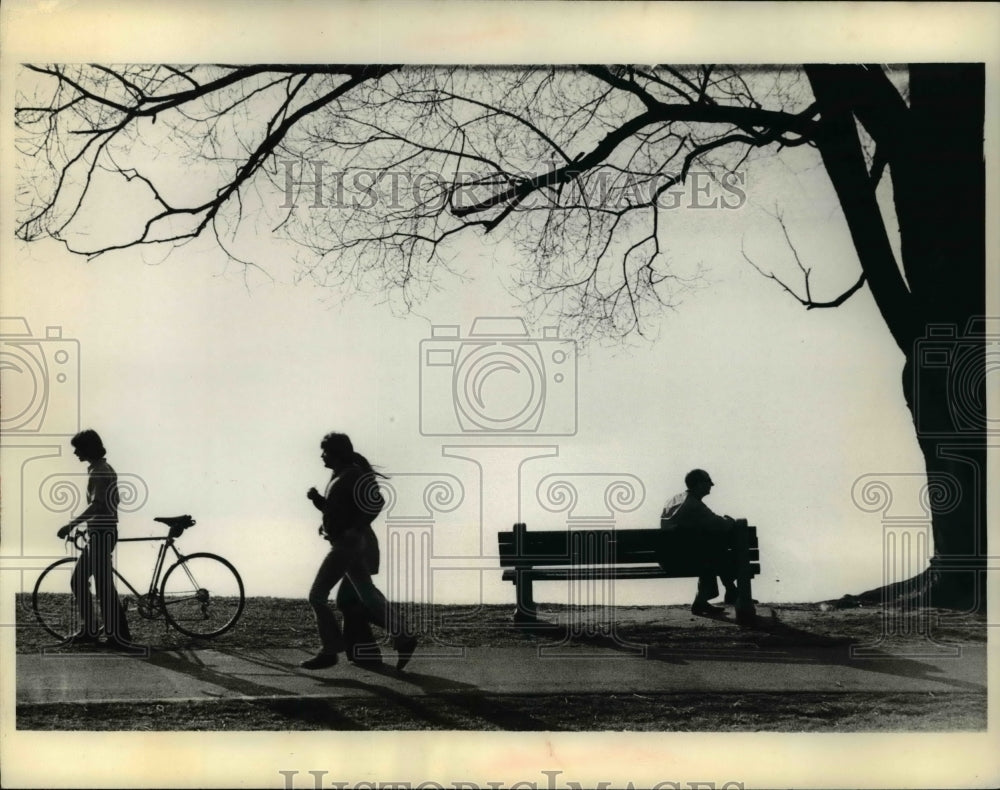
[17,642,987,706]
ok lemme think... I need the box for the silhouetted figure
[56,429,138,650]
[301,432,417,671]
[660,468,739,617]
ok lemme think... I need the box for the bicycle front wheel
[32,557,81,641]
[160,553,245,638]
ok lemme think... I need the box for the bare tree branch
[743,210,868,310]
[12,63,906,339]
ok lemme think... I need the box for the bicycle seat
[154,515,196,530]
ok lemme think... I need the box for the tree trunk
[900,64,986,610]
[808,64,987,611]
[903,348,987,609]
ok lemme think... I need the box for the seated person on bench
[660,468,740,617]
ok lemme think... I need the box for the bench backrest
[497,523,758,570]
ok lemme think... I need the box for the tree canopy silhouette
[16,63,987,608]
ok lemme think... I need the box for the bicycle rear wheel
[160,553,245,637]
[32,557,82,641]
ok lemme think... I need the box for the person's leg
[691,527,724,615]
[344,568,418,670]
[702,526,738,604]
[91,531,133,644]
[306,546,353,659]
[719,524,755,606]
[70,549,100,639]
[691,574,725,616]
[694,574,720,605]
[341,530,417,669]
[690,527,721,607]
[336,580,382,665]
[342,564,402,636]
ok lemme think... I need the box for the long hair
[321,432,388,479]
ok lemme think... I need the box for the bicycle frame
[75,530,187,607]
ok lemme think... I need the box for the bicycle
[32,515,245,640]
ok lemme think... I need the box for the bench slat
[503,566,675,581]
[502,562,761,583]
[498,548,761,567]
[498,527,757,548]
[498,528,758,568]
[498,526,757,544]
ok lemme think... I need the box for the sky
[2,116,925,607]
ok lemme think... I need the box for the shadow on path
[147,648,557,731]
[684,613,986,693]
[510,612,984,694]
[302,659,557,730]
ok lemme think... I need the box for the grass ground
[18,692,986,732]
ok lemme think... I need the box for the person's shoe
[347,644,383,664]
[691,601,726,617]
[58,631,102,647]
[348,648,383,670]
[394,636,418,671]
[103,638,148,655]
[723,591,759,605]
[300,652,339,670]
[350,658,384,671]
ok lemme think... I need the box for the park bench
[498,520,760,625]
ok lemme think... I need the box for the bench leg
[513,572,538,624]
[735,578,756,625]
[734,520,757,625]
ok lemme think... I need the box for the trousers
[692,530,738,603]
[71,529,131,640]
[337,578,383,662]
[308,527,408,656]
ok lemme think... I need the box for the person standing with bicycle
[301,432,418,672]
[56,429,138,651]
